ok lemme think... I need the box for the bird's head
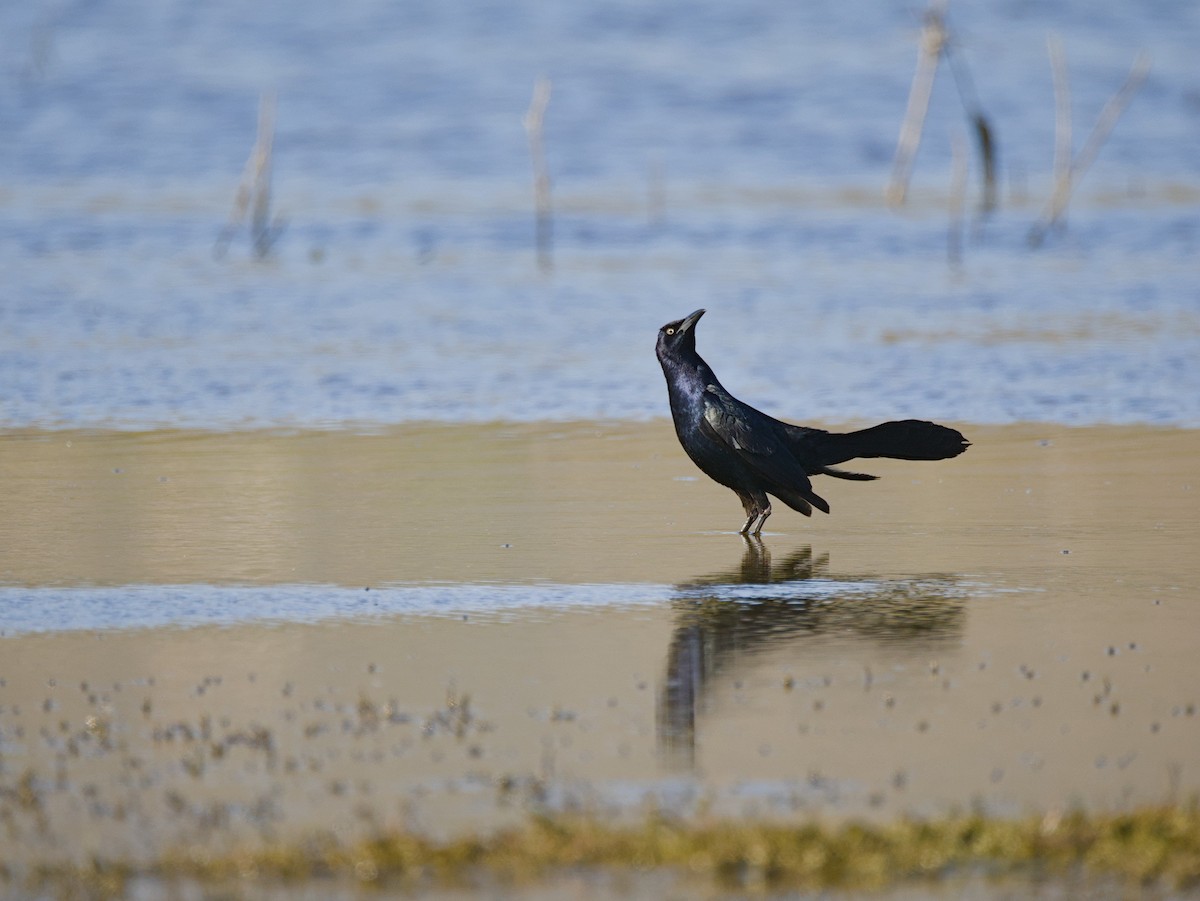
[656,308,705,363]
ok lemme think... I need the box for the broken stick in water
[945,40,997,215]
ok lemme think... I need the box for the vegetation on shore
[18,803,1200,898]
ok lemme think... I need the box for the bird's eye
[666,327,676,335]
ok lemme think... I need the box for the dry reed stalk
[1029,50,1151,246]
[887,4,947,208]
[215,91,284,260]
[1032,33,1074,241]
[1049,34,1072,216]
[889,2,998,215]
[523,76,554,273]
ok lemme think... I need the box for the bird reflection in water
[657,538,966,769]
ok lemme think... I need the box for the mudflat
[1,422,1197,890]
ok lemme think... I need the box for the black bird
[656,309,969,534]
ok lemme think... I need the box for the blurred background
[1,0,1198,429]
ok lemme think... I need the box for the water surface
[1,424,1197,878]
[2,0,1198,430]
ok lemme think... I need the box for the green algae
[15,804,1200,898]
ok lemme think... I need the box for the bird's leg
[750,503,772,536]
[737,493,773,535]
[736,492,758,535]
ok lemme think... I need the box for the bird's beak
[680,309,706,332]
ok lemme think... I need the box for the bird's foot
[739,506,771,536]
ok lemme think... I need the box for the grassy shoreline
[19,804,1200,898]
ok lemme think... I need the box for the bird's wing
[699,384,829,514]
[699,384,779,455]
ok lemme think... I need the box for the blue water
[1,0,1198,429]
[0,577,972,635]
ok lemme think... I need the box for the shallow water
[1,423,1197,889]
[2,0,1199,431]
[2,196,1197,429]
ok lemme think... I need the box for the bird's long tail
[809,419,970,470]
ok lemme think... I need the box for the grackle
[656,309,969,534]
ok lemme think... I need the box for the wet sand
[3,420,1195,587]
[1,422,1198,892]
